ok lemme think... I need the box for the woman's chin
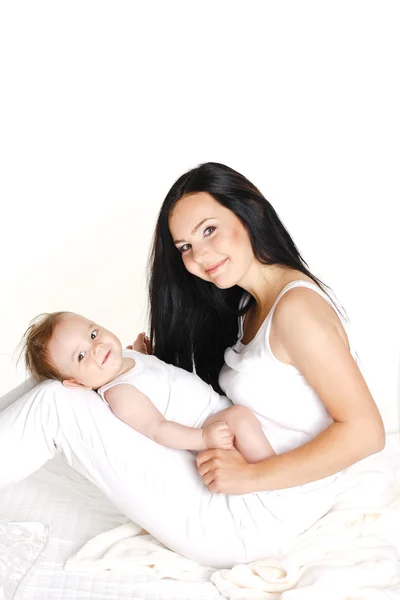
[212,277,235,290]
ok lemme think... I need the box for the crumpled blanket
[65,443,400,600]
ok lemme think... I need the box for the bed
[0,453,223,600]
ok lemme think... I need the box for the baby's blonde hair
[20,312,69,382]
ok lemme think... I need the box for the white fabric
[66,522,215,581]
[98,348,345,540]
[220,280,357,455]
[0,377,340,568]
[97,349,231,428]
[211,444,400,599]
[0,519,48,599]
[0,332,395,572]
[1,336,399,597]
[64,442,400,600]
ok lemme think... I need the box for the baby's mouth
[102,350,111,365]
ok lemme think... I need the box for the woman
[149,161,385,496]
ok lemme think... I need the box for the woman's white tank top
[219,280,356,455]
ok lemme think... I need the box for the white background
[0,1,399,431]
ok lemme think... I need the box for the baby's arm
[104,384,233,451]
[203,405,276,462]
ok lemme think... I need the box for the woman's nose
[192,244,208,264]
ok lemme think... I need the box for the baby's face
[47,313,124,389]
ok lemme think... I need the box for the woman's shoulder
[268,280,352,372]
[272,281,344,335]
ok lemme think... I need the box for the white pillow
[0,379,354,568]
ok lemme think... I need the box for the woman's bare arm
[197,289,385,494]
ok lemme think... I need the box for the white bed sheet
[0,454,223,600]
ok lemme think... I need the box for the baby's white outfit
[98,349,231,427]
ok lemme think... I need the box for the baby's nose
[93,341,103,356]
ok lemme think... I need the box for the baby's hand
[128,333,151,355]
[203,422,234,450]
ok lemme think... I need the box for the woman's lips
[205,257,228,276]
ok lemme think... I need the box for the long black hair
[149,162,324,392]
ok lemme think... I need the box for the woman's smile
[205,257,229,277]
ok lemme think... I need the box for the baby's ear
[62,378,92,391]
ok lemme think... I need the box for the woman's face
[168,192,255,289]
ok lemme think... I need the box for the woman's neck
[239,263,311,316]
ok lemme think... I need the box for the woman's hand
[196,447,257,495]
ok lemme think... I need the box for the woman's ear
[62,379,92,391]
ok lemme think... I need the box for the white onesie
[97,349,231,427]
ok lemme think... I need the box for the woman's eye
[179,244,191,253]
[204,226,215,236]
[78,352,85,362]
[91,330,97,340]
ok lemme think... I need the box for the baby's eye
[91,330,98,340]
[204,226,216,236]
[78,351,85,362]
[178,243,191,254]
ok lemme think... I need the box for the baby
[21,312,275,461]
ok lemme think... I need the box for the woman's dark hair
[149,162,325,393]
